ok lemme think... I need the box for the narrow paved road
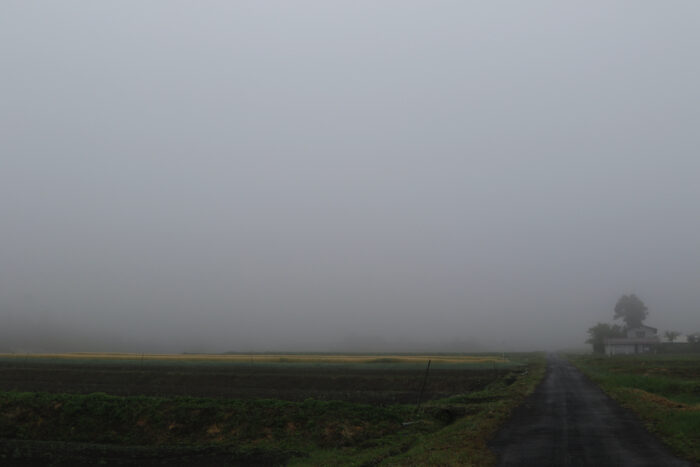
[490,354,691,466]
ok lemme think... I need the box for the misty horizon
[2,2,699,354]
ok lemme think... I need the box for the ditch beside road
[490,353,691,467]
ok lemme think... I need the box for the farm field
[0,352,545,465]
[0,353,516,402]
[569,353,700,463]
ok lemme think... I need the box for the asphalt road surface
[490,354,691,467]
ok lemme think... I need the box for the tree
[614,294,648,329]
[586,322,625,354]
[664,331,680,342]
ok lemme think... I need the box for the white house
[661,333,688,343]
[604,325,659,356]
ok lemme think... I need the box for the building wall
[606,343,656,355]
[606,343,636,355]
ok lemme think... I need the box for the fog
[2,2,699,353]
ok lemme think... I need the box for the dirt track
[490,354,691,467]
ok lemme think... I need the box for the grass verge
[296,353,546,466]
[569,354,700,464]
[376,352,546,466]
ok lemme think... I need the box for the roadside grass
[0,352,546,465]
[381,353,546,466]
[569,354,700,463]
[297,353,546,466]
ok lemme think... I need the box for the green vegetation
[613,294,649,329]
[370,354,545,466]
[569,354,700,463]
[0,352,545,465]
[0,392,407,460]
[586,293,651,354]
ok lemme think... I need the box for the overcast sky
[1,1,699,353]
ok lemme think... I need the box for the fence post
[414,359,431,416]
